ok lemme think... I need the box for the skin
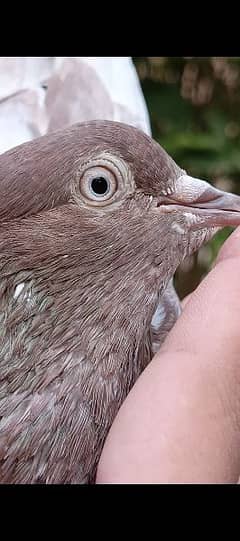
[96,226,240,484]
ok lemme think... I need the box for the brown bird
[1,119,240,484]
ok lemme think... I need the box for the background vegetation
[133,57,240,298]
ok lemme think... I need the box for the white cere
[175,175,210,203]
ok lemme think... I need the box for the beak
[159,174,240,229]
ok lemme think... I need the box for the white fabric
[0,57,151,154]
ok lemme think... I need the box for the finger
[96,227,240,484]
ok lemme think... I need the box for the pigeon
[0,56,179,358]
[1,119,240,484]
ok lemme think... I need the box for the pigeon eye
[79,164,118,204]
[77,154,134,207]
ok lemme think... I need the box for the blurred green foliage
[133,57,240,297]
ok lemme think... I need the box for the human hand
[96,227,240,484]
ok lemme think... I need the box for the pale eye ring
[79,164,118,204]
[77,153,135,208]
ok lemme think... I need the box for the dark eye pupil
[91,176,109,195]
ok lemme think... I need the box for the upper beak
[158,174,240,229]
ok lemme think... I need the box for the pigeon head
[1,119,239,292]
[1,119,240,353]
[1,120,240,484]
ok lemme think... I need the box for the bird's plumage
[1,120,240,483]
